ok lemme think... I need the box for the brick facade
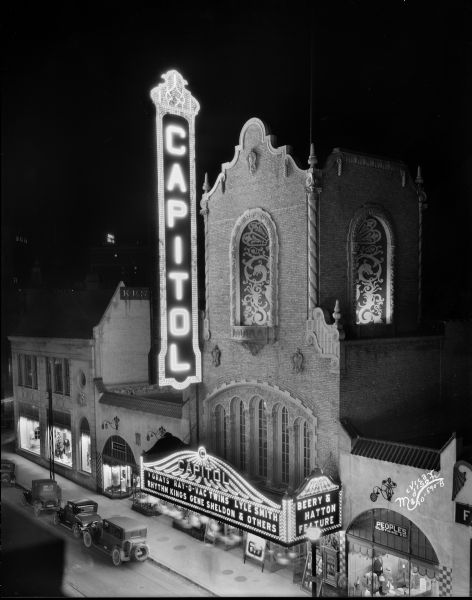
[198,116,463,490]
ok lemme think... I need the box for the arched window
[239,221,271,325]
[258,399,267,478]
[215,405,226,459]
[230,208,279,352]
[349,207,394,325]
[79,418,91,474]
[303,421,311,478]
[239,400,246,471]
[281,407,289,484]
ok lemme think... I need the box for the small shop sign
[455,502,472,526]
[244,533,267,571]
[375,520,408,538]
[120,287,150,300]
[141,449,342,546]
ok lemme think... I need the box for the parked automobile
[53,499,101,538]
[83,516,150,566]
[1,459,16,486]
[21,479,62,517]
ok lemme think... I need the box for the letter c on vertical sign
[165,125,187,156]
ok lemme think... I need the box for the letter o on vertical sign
[151,70,202,389]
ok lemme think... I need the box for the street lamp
[306,525,322,597]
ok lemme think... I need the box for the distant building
[88,235,151,288]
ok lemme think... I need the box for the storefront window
[19,414,40,455]
[47,409,72,467]
[103,463,132,495]
[80,418,91,473]
[347,509,440,598]
[52,426,72,467]
[101,435,137,499]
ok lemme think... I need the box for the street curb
[147,554,217,597]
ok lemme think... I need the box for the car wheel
[53,512,60,525]
[33,501,41,517]
[132,544,149,562]
[112,547,122,566]
[83,531,92,548]
[72,523,81,539]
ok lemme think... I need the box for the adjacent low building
[8,282,195,495]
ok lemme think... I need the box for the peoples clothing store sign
[151,70,201,390]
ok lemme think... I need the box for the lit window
[80,418,92,474]
[349,207,394,325]
[230,208,279,348]
[106,233,115,244]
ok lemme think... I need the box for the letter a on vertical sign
[151,70,201,389]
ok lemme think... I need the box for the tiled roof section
[99,391,182,419]
[9,288,115,339]
[351,437,441,471]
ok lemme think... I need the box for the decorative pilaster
[306,300,343,369]
[306,143,322,316]
[200,173,211,340]
[225,411,232,463]
[415,166,428,324]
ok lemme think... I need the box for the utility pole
[48,387,55,481]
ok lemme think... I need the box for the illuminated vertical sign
[151,70,201,389]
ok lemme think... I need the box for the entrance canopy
[142,447,342,546]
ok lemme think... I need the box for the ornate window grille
[349,207,394,326]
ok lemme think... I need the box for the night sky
[2,0,471,317]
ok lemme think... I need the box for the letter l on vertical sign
[151,70,201,389]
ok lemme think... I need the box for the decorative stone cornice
[332,148,408,187]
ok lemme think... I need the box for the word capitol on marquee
[144,469,280,535]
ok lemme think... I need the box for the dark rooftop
[9,288,116,339]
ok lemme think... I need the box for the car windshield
[126,528,147,539]
[76,505,97,514]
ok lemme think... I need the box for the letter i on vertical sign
[151,70,202,389]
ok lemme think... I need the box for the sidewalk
[2,446,309,597]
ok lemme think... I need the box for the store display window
[102,463,133,497]
[47,410,72,468]
[80,418,92,473]
[347,509,440,597]
[101,435,137,499]
[18,404,40,455]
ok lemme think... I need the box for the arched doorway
[101,435,137,499]
[346,508,440,597]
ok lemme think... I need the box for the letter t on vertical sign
[150,70,201,389]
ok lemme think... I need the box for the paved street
[2,446,308,597]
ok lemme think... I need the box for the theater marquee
[142,448,342,546]
[151,70,201,389]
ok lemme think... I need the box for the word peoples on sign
[375,520,408,538]
[395,470,444,511]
